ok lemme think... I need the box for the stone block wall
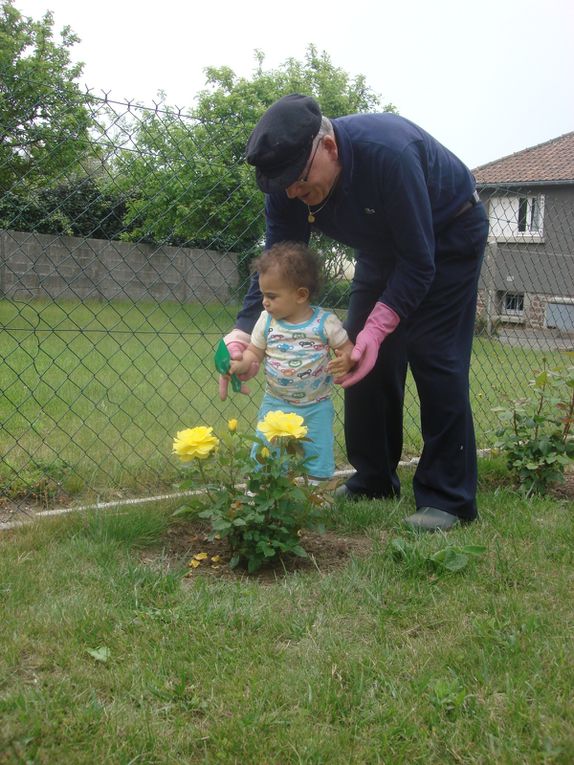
[0,230,239,304]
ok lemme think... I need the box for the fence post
[0,230,5,298]
[484,240,498,336]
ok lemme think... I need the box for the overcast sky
[17,0,574,170]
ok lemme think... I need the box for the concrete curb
[1,452,492,532]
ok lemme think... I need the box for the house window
[489,195,545,239]
[517,197,542,233]
[503,292,524,313]
[499,291,524,318]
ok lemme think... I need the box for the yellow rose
[257,411,307,442]
[172,426,219,461]
[228,418,238,432]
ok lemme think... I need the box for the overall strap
[315,308,330,344]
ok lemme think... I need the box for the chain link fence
[1,88,573,510]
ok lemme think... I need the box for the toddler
[229,241,354,479]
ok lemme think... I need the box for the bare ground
[139,521,375,583]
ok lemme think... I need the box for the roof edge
[476,179,574,190]
[472,130,574,174]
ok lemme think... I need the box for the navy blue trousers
[343,204,489,520]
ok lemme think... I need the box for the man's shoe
[334,484,380,502]
[334,484,390,502]
[333,484,361,501]
[404,507,462,532]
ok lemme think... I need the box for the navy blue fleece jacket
[236,113,475,333]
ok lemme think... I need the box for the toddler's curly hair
[251,242,322,299]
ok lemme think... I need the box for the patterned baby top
[250,307,349,405]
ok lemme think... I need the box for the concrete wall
[0,230,239,303]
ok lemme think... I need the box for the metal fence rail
[1,88,572,509]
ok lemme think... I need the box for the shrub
[493,362,574,495]
[172,412,328,573]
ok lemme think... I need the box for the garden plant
[493,362,574,495]
[172,411,329,573]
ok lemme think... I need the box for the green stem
[533,360,548,441]
[227,437,236,489]
[197,460,215,503]
[562,387,574,443]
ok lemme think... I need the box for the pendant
[307,212,315,224]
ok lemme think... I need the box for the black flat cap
[246,94,322,193]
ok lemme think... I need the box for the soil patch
[552,468,574,500]
[140,521,374,583]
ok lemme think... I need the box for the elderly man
[220,94,488,531]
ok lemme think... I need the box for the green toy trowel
[214,339,242,393]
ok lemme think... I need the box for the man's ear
[322,134,339,161]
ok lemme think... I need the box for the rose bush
[172,412,329,573]
[493,362,574,495]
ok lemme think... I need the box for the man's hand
[218,328,260,400]
[337,303,400,388]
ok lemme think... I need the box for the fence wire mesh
[1,88,573,510]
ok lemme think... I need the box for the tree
[0,0,94,193]
[0,175,127,238]
[114,46,396,257]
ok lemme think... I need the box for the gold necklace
[307,174,339,223]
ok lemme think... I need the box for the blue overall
[237,113,489,519]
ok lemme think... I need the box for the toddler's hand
[218,329,258,400]
[328,346,356,379]
[229,358,249,376]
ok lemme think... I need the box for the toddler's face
[259,268,308,323]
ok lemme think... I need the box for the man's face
[284,135,340,207]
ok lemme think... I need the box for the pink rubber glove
[218,328,260,400]
[337,303,400,388]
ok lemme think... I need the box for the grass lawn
[1,459,573,763]
[1,298,571,502]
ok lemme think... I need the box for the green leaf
[390,537,412,560]
[87,646,110,663]
[438,550,469,572]
[429,548,470,572]
[534,371,549,388]
[212,518,232,531]
[173,504,193,517]
[460,545,487,557]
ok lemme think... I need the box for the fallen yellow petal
[194,552,209,560]
[211,555,221,563]
[190,559,201,568]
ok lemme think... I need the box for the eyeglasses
[296,137,322,185]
